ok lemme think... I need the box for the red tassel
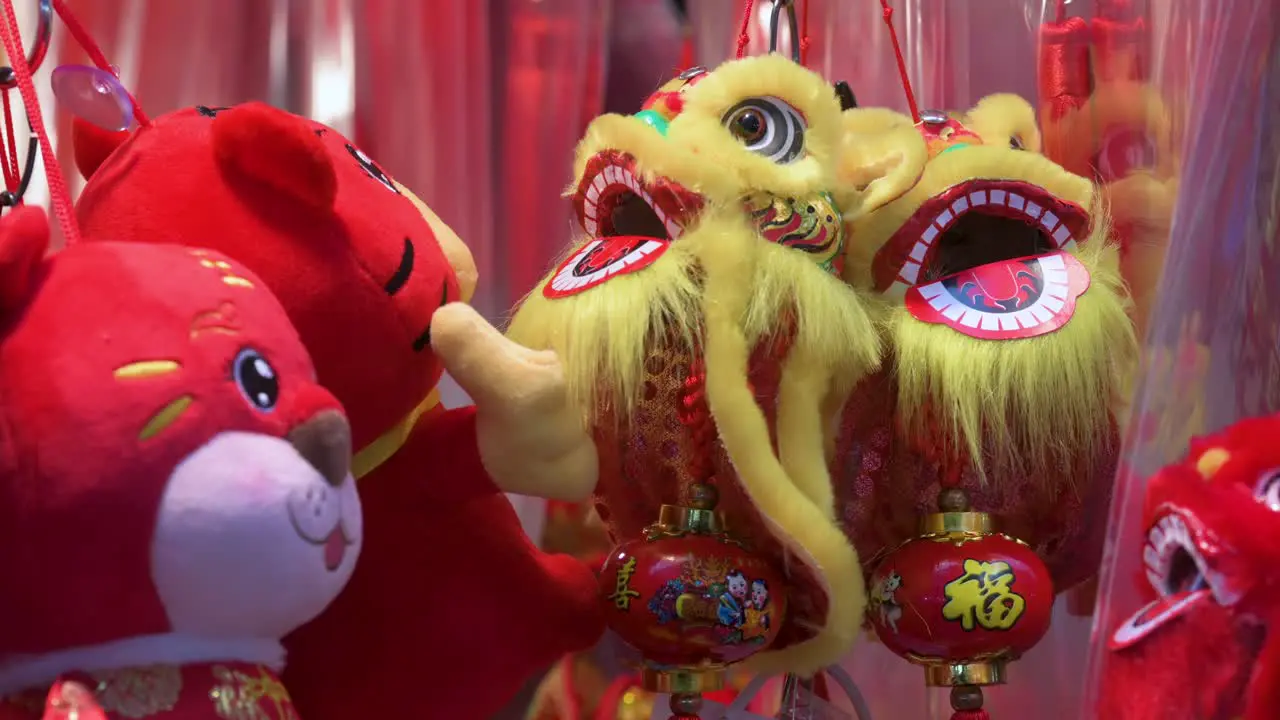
[1091,0,1149,84]
[1038,15,1093,120]
[950,711,991,720]
[677,30,694,73]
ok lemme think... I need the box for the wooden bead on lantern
[597,484,786,719]
[866,488,1053,717]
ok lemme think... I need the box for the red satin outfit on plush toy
[1101,415,1280,720]
[73,104,603,719]
[0,206,358,720]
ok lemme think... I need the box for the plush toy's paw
[430,302,597,501]
[41,680,107,720]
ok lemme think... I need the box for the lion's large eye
[722,97,806,164]
[1254,470,1280,511]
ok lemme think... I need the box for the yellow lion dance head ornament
[835,95,1139,592]
[509,54,883,673]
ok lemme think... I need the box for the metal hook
[0,0,53,89]
[0,135,39,207]
[767,0,801,63]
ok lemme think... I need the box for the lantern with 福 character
[598,483,786,719]
[867,488,1055,719]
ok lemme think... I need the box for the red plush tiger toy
[72,103,604,719]
[0,205,357,719]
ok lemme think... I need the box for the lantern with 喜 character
[598,484,787,719]
[867,488,1055,719]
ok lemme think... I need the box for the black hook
[0,135,39,208]
[834,81,858,111]
[0,0,53,89]
[767,0,801,63]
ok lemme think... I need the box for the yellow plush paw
[430,302,598,501]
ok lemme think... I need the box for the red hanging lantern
[598,484,786,720]
[866,489,1054,718]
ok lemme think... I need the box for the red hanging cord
[678,357,717,484]
[798,0,811,65]
[0,0,79,243]
[0,91,18,192]
[51,0,149,126]
[735,0,756,58]
[878,0,921,123]
[1056,0,1067,22]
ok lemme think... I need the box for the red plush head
[0,207,359,688]
[1102,414,1280,719]
[73,104,478,456]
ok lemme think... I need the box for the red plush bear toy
[72,103,604,719]
[1102,414,1280,719]
[0,205,357,719]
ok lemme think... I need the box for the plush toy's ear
[212,102,338,212]
[0,205,50,314]
[836,107,927,213]
[71,118,130,180]
[964,93,1043,153]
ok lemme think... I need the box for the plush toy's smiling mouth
[289,508,355,573]
[1112,510,1243,649]
[573,151,704,242]
[882,180,1093,340]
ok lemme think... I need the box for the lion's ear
[964,93,1042,153]
[836,108,927,213]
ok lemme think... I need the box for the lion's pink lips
[873,179,1091,296]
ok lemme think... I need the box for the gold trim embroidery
[91,665,182,718]
[209,665,296,720]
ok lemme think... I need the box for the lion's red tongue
[904,251,1091,340]
[1110,589,1211,650]
[324,528,346,571]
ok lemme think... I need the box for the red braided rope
[914,402,967,488]
[678,358,718,483]
[735,0,756,58]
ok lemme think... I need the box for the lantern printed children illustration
[645,565,776,648]
[508,54,881,675]
[870,572,904,634]
[1102,415,1280,720]
[0,207,358,720]
[836,94,1138,594]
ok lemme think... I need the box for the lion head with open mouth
[835,94,1138,591]
[509,54,883,673]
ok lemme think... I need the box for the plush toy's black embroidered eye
[384,238,414,295]
[722,97,806,164]
[346,143,400,194]
[1010,135,1025,150]
[233,348,280,412]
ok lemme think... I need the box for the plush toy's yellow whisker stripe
[113,359,181,379]
[139,395,194,441]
